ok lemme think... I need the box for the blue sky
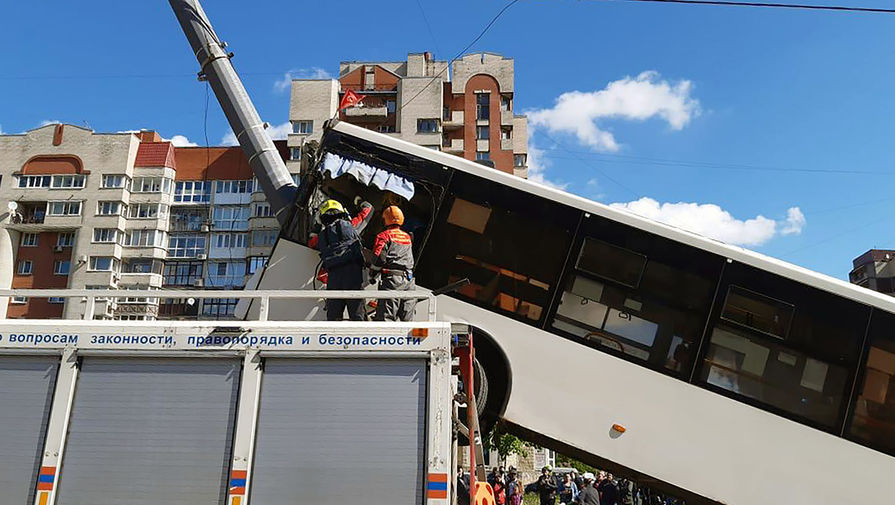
[3,0,895,279]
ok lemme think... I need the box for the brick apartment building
[287,52,529,178]
[0,123,294,320]
[850,249,895,296]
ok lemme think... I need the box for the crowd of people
[458,465,686,505]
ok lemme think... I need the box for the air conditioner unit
[53,245,64,253]
[193,279,204,287]
[200,224,210,233]
[197,253,207,260]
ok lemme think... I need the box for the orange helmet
[382,205,404,226]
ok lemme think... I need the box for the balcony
[443,110,464,129]
[341,83,397,93]
[119,272,163,288]
[443,138,464,154]
[500,109,513,126]
[344,106,389,119]
[501,138,513,151]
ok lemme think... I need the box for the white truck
[0,289,466,505]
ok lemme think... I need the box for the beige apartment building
[0,123,293,320]
[287,52,529,177]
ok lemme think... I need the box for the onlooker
[577,473,602,505]
[457,469,470,505]
[558,473,578,504]
[493,472,508,505]
[508,470,524,505]
[598,473,619,505]
[533,465,558,505]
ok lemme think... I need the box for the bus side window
[848,309,895,456]
[699,262,870,431]
[549,214,723,378]
[415,171,577,325]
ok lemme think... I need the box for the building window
[290,147,301,161]
[11,296,27,304]
[501,94,511,111]
[251,230,278,247]
[57,232,75,247]
[248,256,268,274]
[20,233,38,247]
[17,175,51,188]
[377,125,396,133]
[214,232,248,248]
[476,151,491,162]
[17,260,33,275]
[174,181,211,203]
[47,201,81,216]
[89,256,119,272]
[215,180,254,194]
[476,93,490,120]
[417,119,439,133]
[476,126,490,140]
[202,298,238,317]
[514,154,527,167]
[164,262,204,286]
[253,203,272,217]
[102,174,128,189]
[170,207,206,232]
[93,228,119,243]
[213,205,250,230]
[292,120,313,135]
[125,229,166,247]
[501,127,512,140]
[131,177,171,193]
[168,234,207,258]
[48,297,66,304]
[386,100,396,114]
[50,174,86,189]
[128,203,166,219]
[54,260,71,275]
[123,258,162,274]
[291,174,301,186]
[97,201,125,216]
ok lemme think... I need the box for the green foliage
[484,425,532,461]
[555,453,598,475]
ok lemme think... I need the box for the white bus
[247,120,895,505]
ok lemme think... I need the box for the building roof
[134,142,175,168]
[171,140,289,180]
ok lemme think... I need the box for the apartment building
[0,123,292,320]
[287,52,529,177]
[850,249,895,296]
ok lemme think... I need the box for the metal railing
[0,288,438,322]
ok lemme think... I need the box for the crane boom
[168,0,297,225]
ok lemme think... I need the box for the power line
[536,147,893,175]
[538,131,641,197]
[401,0,522,109]
[600,0,895,14]
[414,0,443,57]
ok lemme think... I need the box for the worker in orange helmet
[370,205,416,321]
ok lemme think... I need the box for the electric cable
[401,0,522,110]
[598,0,895,14]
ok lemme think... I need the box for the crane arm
[168,0,297,225]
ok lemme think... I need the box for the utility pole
[168,0,297,225]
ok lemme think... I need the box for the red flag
[339,89,366,110]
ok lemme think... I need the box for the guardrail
[0,289,438,322]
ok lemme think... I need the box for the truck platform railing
[0,288,438,321]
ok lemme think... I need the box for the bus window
[848,309,895,455]
[699,262,870,430]
[550,214,723,378]
[416,171,579,325]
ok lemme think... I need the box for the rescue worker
[370,205,416,321]
[314,198,373,321]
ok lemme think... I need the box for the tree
[485,425,532,465]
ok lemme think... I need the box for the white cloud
[781,206,806,235]
[274,67,332,92]
[528,71,700,152]
[167,134,198,147]
[609,197,805,247]
[221,121,292,146]
[38,120,61,127]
